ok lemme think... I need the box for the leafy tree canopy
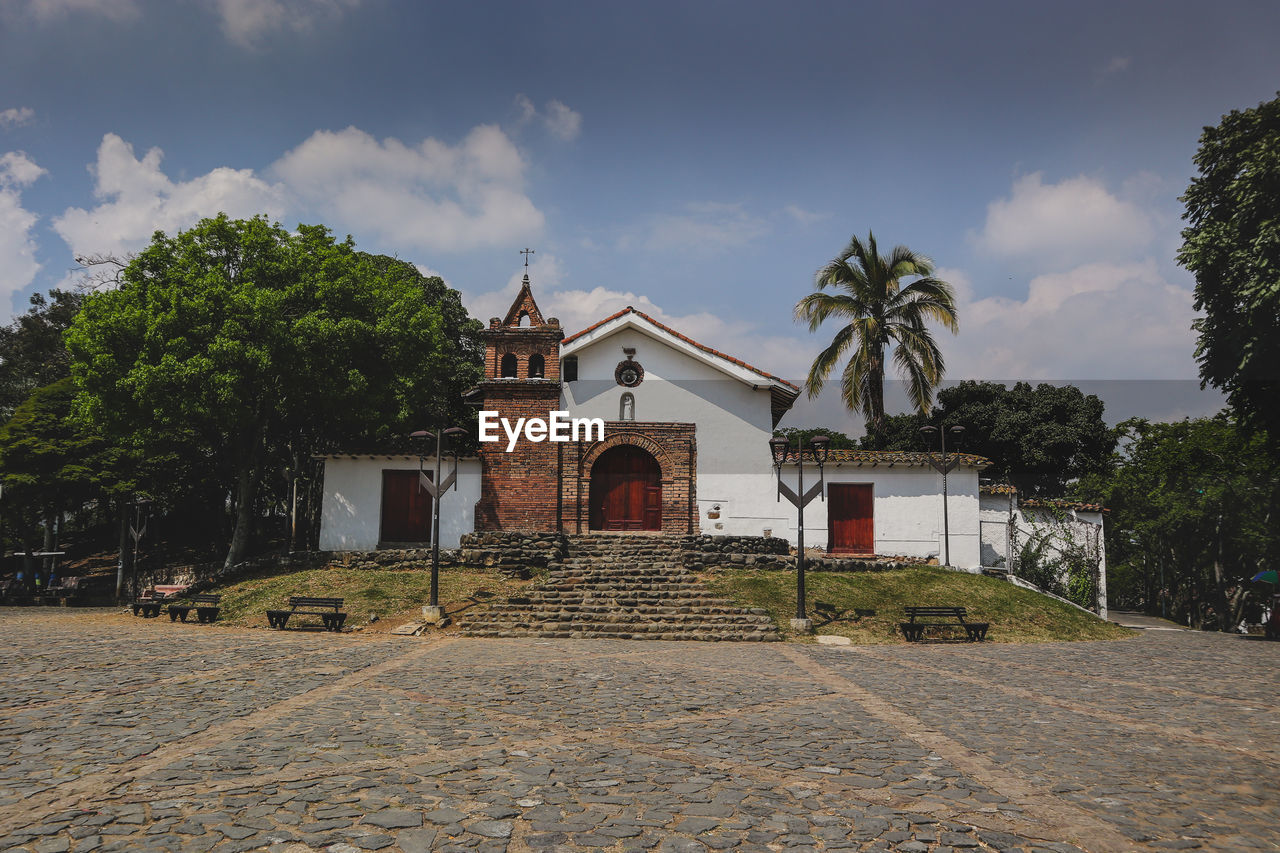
[0,378,126,548]
[772,426,859,450]
[0,289,84,421]
[860,381,1114,496]
[796,232,957,432]
[1179,93,1280,438]
[1087,414,1278,629]
[66,214,483,567]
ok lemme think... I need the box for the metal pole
[289,472,298,554]
[795,449,806,621]
[941,429,951,567]
[116,504,125,604]
[430,430,442,609]
[131,503,140,602]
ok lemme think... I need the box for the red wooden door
[381,469,432,543]
[828,483,873,554]
[590,446,662,531]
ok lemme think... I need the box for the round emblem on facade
[615,359,644,387]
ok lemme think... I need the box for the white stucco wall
[559,320,984,566]
[562,324,783,539]
[318,455,481,551]
[977,490,1108,615]
[778,465,982,568]
[1018,505,1108,616]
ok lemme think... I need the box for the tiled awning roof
[1021,498,1108,513]
[823,450,991,469]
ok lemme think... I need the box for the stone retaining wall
[171,532,924,594]
[684,552,920,573]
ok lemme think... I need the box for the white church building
[318,279,995,568]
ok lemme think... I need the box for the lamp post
[410,426,466,621]
[920,424,965,567]
[769,434,831,632]
[129,497,151,602]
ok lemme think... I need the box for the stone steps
[458,535,781,642]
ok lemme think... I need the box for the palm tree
[796,232,958,434]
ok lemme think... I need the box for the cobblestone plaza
[1,610,1276,853]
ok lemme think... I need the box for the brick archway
[579,431,675,481]
[589,445,662,530]
[568,424,697,534]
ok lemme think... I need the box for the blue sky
[2,0,1277,430]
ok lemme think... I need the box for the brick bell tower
[473,272,564,531]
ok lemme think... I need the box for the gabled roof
[561,306,799,427]
[501,275,546,327]
[561,306,800,392]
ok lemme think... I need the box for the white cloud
[52,133,287,259]
[0,107,35,129]
[272,124,544,253]
[514,94,537,125]
[512,95,583,141]
[5,0,139,22]
[783,204,827,226]
[0,150,46,187]
[543,100,582,141]
[942,261,1198,380]
[973,172,1155,269]
[210,0,361,47]
[463,255,811,380]
[1099,56,1131,78]
[0,151,46,310]
[645,202,768,252]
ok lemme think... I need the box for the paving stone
[467,820,513,839]
[362,810,421,829]
[1,610,1277,853]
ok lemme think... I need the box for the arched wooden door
[589,445,662,531]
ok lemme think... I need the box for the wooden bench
[41,576,89,607]
[267,596,347,632]
[131,585,189,617]
[0,578,31,606]
[131,589,166,618]
[169,593,222,623]
[900,606,988,642]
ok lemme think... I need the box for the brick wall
[562,422,698,534]
[475,380,564,531]
[474,283,698,534]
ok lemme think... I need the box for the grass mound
[197,564,533,630]
[705,566,1134,643]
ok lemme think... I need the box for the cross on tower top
[520,247,535,269]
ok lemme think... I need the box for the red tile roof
[824,450,992,469]
[981,482,1108,512]
[1021,498,1108,513]
[562,306,801,392]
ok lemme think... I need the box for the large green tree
[796,233,957,433]
[1091,415,1278,630]
[860,381,1114,496]
[1179,94,1280,439]
[0,289,84,421]
[0,378,125,559]
[66,214,483,568]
